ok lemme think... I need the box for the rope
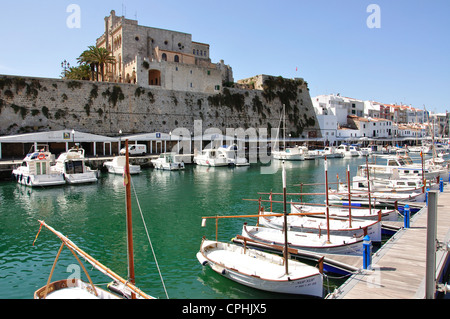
[130,176,170,299]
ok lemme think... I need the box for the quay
[326,188,450,299]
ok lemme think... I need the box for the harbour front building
[96,10,233,93]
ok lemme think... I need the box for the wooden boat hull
[259,213,382,242]
[291,203,398,222]
[242,225,364,256]
[34,279,120,299]
[197,239,323,297]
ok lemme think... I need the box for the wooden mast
[324,156,331,244]
[124,140,136,299]
[282,161,289,275]
[346,165,353,228]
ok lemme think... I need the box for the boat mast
[124,139,136,299]
[346,165,353,228]
[282,161,289,275]
[324,157,331,244]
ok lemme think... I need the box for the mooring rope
[130,176,170,299]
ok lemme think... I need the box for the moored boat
[12,145,65,187]
[104,156,141,174]
[197,238,323,297]
[241,224,364,255]
[151,152,185,170]
[54,147,99,184]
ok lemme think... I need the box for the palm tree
[64,65,91,80]
[78,46,116,82]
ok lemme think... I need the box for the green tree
[64,64,91,80]
[77,46,116,82]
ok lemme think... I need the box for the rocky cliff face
[0,75,320,138]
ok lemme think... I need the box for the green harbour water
[0,157,369,299]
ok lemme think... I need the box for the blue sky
[0,0,449,113]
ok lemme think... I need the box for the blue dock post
[404,205,410,228]
[363,235,372,270]
[440,178,444,192]
[426,188,430,205]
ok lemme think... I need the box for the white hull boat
[320,146,344,158]
[194,149,228,167]
[54,148,98,184]
[272,148,305,161]
[151,153,185,170]
[217,144,250,166]
[104,156,141,174]
[197,238,323,297]
[12,146,65,187]
[241,224,364,256]
[259,211,382,242]
[291,203,398,221]
[336,145,361,157]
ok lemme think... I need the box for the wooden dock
[327,188,450,299]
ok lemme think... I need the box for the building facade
[96,10,233,93]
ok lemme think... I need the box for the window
[174,55,179,63]
[162,53,167,61]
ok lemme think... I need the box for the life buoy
[38,153,46,160]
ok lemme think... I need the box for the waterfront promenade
[328,187,450,299]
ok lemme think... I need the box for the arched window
[162,53,167,61]
[174,55,179,63]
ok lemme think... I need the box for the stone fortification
[0,74,320,139]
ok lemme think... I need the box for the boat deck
[327,187,450,299]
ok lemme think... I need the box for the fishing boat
[151,152,185,170]
[217,144,250,166]
[336,144,360,157]
[197,238,323,297]
[320,146,344,158]
[193,149,228,167]
[197,162,324,297]
[357,153,448,181]
[104,156,141,174]
[53,147,99,184]
[291,203,398,221]
[12,144,65,187]
[34,140,155,299]
[241,224,363,255]
[258,210,382,242]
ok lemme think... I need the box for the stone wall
[0,74,321,139]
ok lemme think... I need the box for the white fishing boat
[54,147,99,184]
[197,162,324,297]
[272,147,305,161]
[34,140,157,300]
[104,156,141,174]
[241,224,363,255]
[336,144,360,157]
[258,211,382,242]
[217,144,250,166]
[291,203,398,221]
[12,145,65,187]
[320,146,344,158]
[197,238,323,297]
[193,149,228,167]
[298,146,319,160]
[151,152,185,170]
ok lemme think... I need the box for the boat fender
[202,260,208,266]
[288,277,291,281]
[27,176,31,185]
[221,269,226,275]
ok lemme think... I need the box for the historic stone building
[96,10,233,93]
